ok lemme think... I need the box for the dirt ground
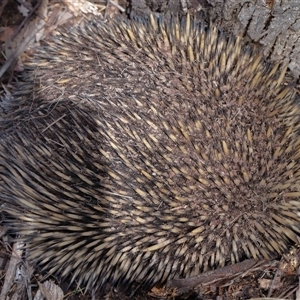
[0,1,300,299]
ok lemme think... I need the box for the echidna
[1,14,300,292]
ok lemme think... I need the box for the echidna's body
[1,15,300,291]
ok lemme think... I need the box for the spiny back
[1,15,300,291]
